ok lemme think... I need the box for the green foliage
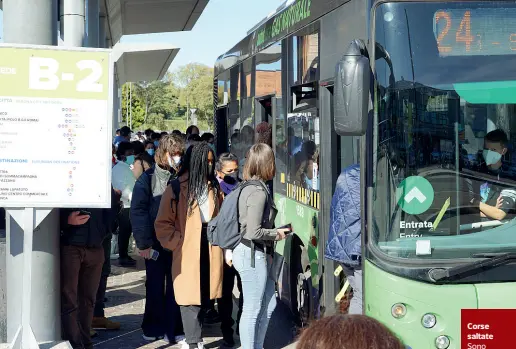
[121,62,214,132]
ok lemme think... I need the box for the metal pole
[60,0,86,46]
[3,1,61,347]
[129,82,133,129]
[86,0,100,48]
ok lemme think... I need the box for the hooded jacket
[325,164,361,267]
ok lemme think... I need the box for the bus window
[290,24,320,86]
[373,1,516,261]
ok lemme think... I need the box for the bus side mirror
[334,40,371,136]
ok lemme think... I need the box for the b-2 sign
[0,45,113,208]
[29,57,104,93]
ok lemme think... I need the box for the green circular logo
[397,176,434,215]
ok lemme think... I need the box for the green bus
[215,0,516,348]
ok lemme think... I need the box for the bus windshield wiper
[429,252,516,281]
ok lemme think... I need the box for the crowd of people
[60,122,405,349]
[61,122,290,349]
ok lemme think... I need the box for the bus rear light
[435,335,450,349]
[391,303,407,318]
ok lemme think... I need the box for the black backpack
[207,180,262,250]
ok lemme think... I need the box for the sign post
[0,44,113,348]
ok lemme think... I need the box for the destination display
[434,8,516,56]
[0,45,113,208]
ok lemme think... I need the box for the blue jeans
[233,243,276,349]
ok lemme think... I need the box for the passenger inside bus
[469,129,516,221]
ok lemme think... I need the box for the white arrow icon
[404,187,427,204]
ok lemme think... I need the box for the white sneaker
[197,343,205,349]
[142,334,162,341]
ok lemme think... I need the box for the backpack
[207,180,262,250]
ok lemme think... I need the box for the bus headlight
[421,313,436,328]
[391,303,407,318]
[435,335,450,349]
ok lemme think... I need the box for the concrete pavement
[93,255,297,349]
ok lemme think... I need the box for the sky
[121,0,283,71]
[0,0,282,71]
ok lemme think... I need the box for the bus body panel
[365,260,477,349]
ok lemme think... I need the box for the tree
[131,81,176,123]
[171,63,214,130]
[121,83,145,128]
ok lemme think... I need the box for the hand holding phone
[79,210,91,216]
[278,223,293,233]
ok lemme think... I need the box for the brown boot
[92,317,121,330]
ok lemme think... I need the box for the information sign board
[0,44,113,208]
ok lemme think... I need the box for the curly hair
[297,315,404,349]
[155,134,185,169]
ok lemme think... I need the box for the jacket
[325,164,361,267]
[238,181,277,242]
[60,187,118,248]
[131,165,173,250]
[155,172,224,306]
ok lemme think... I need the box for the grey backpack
[207,180,262,250]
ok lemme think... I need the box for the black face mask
[223,172,239,184]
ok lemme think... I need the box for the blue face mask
[154,140,160,147]
[125,155,135,166]
[146,149,155,156]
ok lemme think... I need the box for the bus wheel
[295,269,314,327]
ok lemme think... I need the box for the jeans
[342,264,363,314]
[142,246,184,339]
[61,245,104,349]
[233,243,276,349]
[117,208,132,258]
[94,235,112,318]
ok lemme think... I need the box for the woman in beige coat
[155,142,224,349]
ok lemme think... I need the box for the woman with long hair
[155,142,224,349]
[231,143,289,349]
[131,135,186,346]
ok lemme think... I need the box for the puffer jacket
[131,165,174,250]
[324,164,361,267]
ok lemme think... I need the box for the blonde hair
[243,143,276,181]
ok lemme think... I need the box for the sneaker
[142,334,163,341]
[197,343,205,349]
[92,317,121,330]
[90,329,98,338]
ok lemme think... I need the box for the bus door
[319,78,361,315]
[215,106,229,155]
[256,95,274,126]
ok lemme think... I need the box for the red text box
[461,309,516,348]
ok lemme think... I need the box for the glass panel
[242,58,254,98]
[217,70,230,106]
[256,42,282,97]
[275,97,287,196]
[291,29,319,85]
[373,1,516,265]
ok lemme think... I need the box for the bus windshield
[373,1,516,260]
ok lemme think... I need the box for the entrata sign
[0,44,113,208]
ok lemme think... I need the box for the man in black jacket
[60,189,117,349]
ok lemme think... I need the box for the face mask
[483,149,502,166]
[154,141,160,147]
[146,149,155,156]
[125,155,135,166]
[223,172,239,184]
[168,155,181,168]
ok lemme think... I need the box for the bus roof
[214,0,347,76]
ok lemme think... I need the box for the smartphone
[278,223,293,233]
[150,249,160,261]
[79,210,91,216]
